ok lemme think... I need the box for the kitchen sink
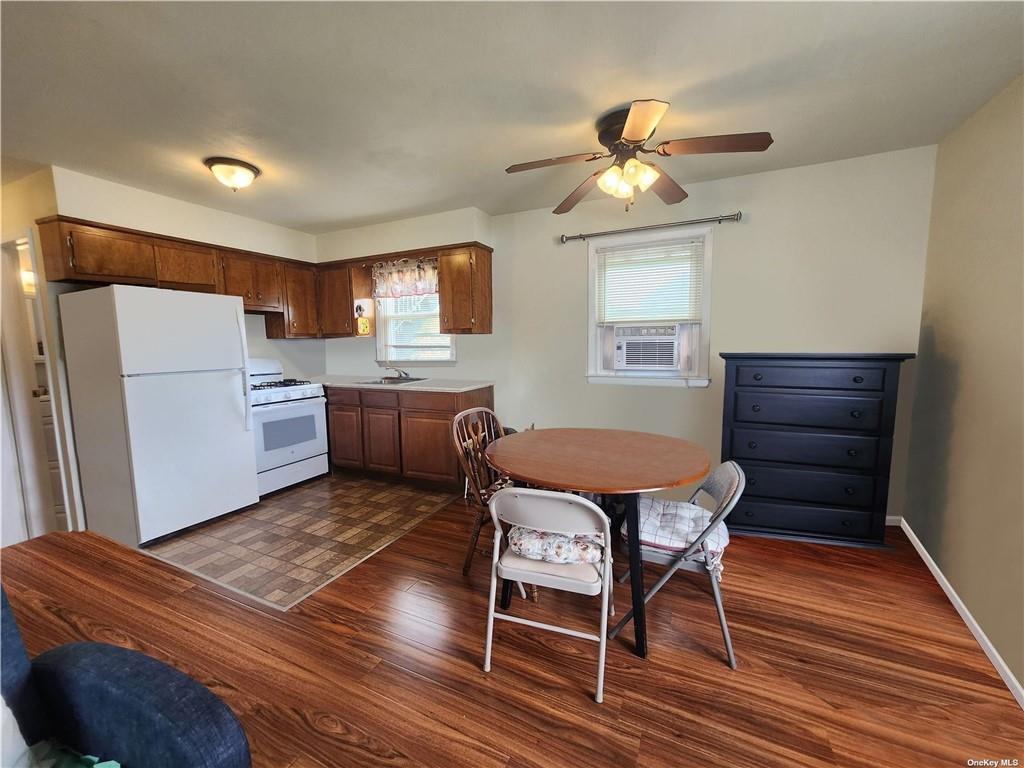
[357,377,428,385]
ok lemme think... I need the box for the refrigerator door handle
[236,307,253,431]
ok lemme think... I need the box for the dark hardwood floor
[2,483,1021,768]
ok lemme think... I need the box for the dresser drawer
[731,428,879,469]
[735,365,884,391]
[740,465,876,508]
[732,500,874,539]
[734,391,883,431]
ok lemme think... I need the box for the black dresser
[720,353,914,545]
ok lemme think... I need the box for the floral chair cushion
[508,527,604,564]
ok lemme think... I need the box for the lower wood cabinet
[400,409,460,483]
[362,407,402,474]
[328,405,363,469]
[325,385,494,487]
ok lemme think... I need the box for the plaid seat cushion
[633,497,729,553]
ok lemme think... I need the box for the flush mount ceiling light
[505,98,773,214]
[203,157,261,191]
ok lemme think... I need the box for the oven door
[252,396,327,473]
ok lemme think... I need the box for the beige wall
[903,76,1024,684]
[50,167,317,262]
[1,168,58,242]
[324,146,937,507]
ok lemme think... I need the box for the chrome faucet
[385,367,411,379]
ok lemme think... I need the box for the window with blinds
[375,293,455,363]
[588,227,712,384]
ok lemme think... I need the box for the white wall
[903,75,1023,684]
[324,146,937,508]
[51,167,317,262]
[244,315,326,380]
[316,207,491,262]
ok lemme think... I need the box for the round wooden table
[485,428,710,657]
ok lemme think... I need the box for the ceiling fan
[505,99,773,214]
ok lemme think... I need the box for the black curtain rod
[559,211,742,244]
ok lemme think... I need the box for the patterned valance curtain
[371,257,439,299]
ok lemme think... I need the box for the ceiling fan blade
[654,131,773,156]
[505,151,605,174]
[553,170,602,214]
[645,162,688,205]
[621,99,670,144]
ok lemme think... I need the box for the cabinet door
[329,405,364,469]
[400,409,459,484]
[281,264,319,337]
[319,266,354,337]
[155,243,219,291]
[362,408,401,474]
[65,224,157,283]
[221,254,256,304]
[252,259,283,311]
[438,249,474,332]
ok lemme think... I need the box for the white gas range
[248,358,328,495]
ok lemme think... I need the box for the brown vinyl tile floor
[146,473,454,609]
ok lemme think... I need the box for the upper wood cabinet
[318,265,354,337]
[38,219,157,284]
[221,252,283,311]
[266,263,319,338]
[155,242,220,292]
[438,245,492,334]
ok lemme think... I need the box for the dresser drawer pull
[751,404,761,412]
[844,486,856,496]
[744,510,754,517]
[850,410,863,419]
[846,448,859,457]
[748,441,758,449]
[841,520,851,527]
[747,478,758,486]
[752,373,764,381]
[852,375,864,384]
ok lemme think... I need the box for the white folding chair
[483,487,614,703]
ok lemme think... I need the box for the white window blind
[375,294,454,363]
[595,235,705,324]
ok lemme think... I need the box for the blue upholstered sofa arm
[2,590,250,768]
[32,643,250,768]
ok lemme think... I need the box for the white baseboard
[885,515,903,526]
[900,518,1024,710]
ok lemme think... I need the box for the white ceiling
[2,2,1021,233]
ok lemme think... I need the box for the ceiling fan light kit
[505,98,773,214]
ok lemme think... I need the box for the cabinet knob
[291,321,297,329]
[256,292,263,300]
[751,404,761,412]
[841,520,851,527]
[246,291,252,299]
[747,441,758,449]
[846,448,859,457]
[752,373,763,381]
[853,375,864,384]
[745,510,754,517]
[844,486,856,496]
[747,477,757,486]
[850,410,863,419]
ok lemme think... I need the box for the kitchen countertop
[312,374,493,394]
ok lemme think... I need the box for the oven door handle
[236,307,253,431]
[252,396,327,413]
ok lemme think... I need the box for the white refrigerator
[60,285,259,546]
